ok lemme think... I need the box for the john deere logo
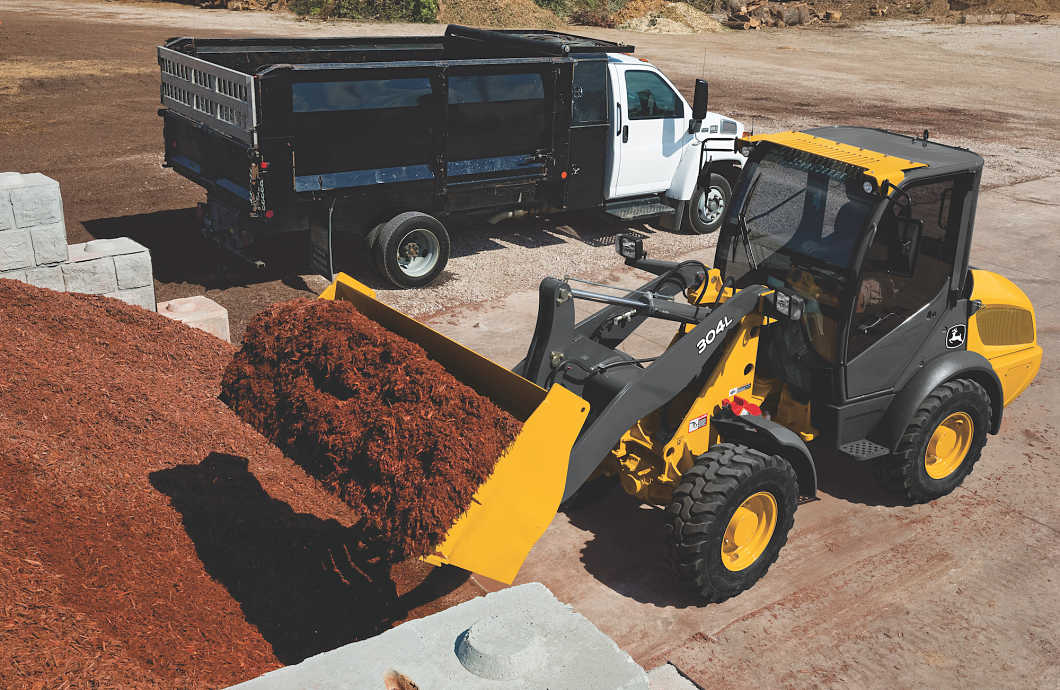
[946,324,966,349]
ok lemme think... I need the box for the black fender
[711,412,817,498]
[871,350,1003,451]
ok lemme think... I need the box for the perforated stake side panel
[158,46,257,146]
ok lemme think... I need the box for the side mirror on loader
[690,79,709,133]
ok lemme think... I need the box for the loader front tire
[667,443,798,603]
[875,378,991,504]
[375,212,450,288]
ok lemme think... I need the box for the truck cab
[158,27,746,288]
[605,52,744,227]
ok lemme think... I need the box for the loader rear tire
[666,443,798,603]
[874,378,991,504]
[374,212,450,288]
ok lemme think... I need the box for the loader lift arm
[516,270,769,503]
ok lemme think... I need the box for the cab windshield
[716,145,880,364]
[719,145,877,285]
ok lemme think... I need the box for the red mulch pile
[0,279,479,689]
[220,298,522,561]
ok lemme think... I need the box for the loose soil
[221,298,523,560]
[0,279,483,689]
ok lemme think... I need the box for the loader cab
[715,127,984,437]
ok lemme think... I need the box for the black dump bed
[159,26,629,216]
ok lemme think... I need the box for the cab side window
[624,70,682,120]
[848,176,968,358]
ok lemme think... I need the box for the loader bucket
[320,274,590,584]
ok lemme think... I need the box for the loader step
[604,199,675,222]
[839,439,890,461]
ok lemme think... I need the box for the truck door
[844,175,971,398]
[608,64,688,199]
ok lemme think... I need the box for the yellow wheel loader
[320,126,1041,602]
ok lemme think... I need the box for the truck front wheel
[686,173,731,235]
[374,212,450,288]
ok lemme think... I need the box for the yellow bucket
[321,274,589,584]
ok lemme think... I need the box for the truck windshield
[719,145,877,284]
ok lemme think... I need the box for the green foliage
[288,0,438,21]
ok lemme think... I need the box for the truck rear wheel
[875,379,991,503]
[374,212,450,288]
[686,173,731,235]
[666,442,798,602]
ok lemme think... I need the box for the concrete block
[113,250,153,289]
[158,296,230,342]
[29,222,69,265]
[25,265,64,291]
[0,230,34,271]
[0,268,28,283]
[67,237,147,263]
[232,582,649,690]
[62,256,117,294]
[0,172,22,187]
[0,190,15,233]
[105,285,156,311]
[10,173,63,229]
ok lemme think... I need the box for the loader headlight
[766,288,805,321]
[616,234,646,261]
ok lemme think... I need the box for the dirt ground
[2,0,1058,341]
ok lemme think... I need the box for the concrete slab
[419,176,1060,687]
[158,295,231,342]
[232,583,649,690]
[647,664,700,690]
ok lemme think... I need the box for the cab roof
[744,126,983,187]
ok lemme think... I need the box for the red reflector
[560,171,568,179]
[260,161,270,170]
[264,210,275,219]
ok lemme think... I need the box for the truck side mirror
[689,79,708,133]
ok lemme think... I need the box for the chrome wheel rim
[697,186,726,226]
[395,228,440,278]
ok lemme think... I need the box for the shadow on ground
[562,478,701,609]
[810,444,909,508]
[82,207,664,293]
[150,453,468,664]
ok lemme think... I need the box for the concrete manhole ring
[454,613,547,680]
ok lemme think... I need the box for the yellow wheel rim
[925,411,974,480]
[721,491,778,572]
